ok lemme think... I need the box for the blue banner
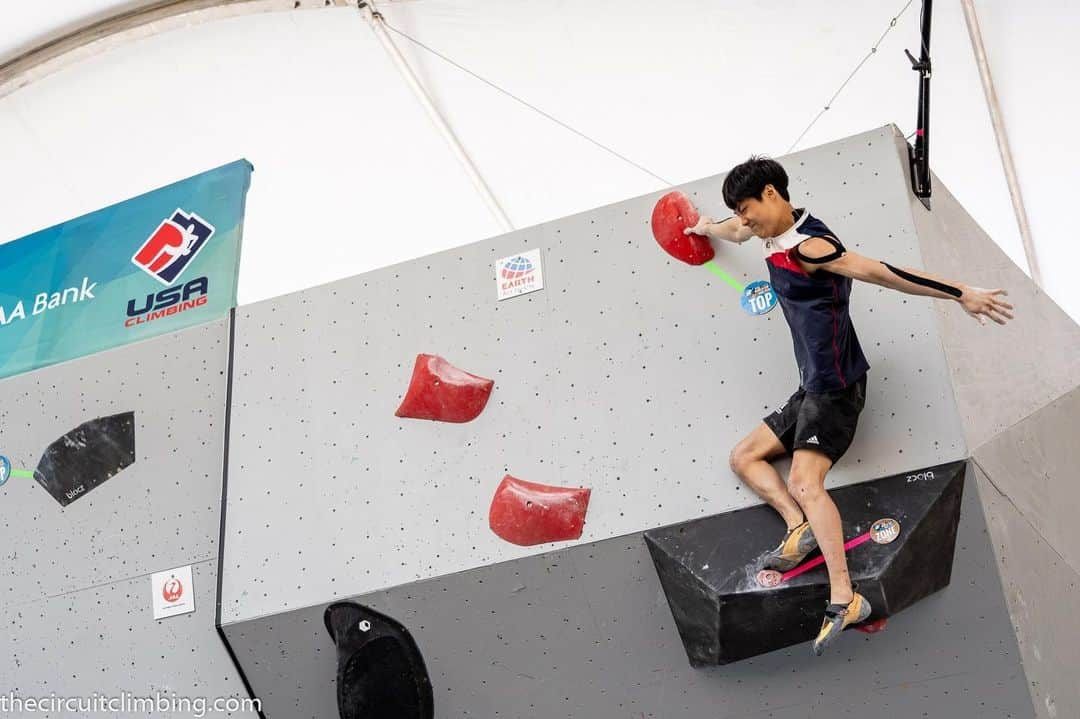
[0,160,252,379]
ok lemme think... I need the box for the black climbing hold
[324,601,434,719]
[34,412,136,507]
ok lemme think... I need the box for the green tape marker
[703,260,746,292]
[11,469,34,479]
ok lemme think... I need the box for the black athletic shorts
[762,374,867,464]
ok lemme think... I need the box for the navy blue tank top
[760,210,870,392]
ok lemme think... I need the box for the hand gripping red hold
[651,191,715,265]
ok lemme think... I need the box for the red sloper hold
[489,475,592,546]
[650,191,715,266]
[854,618,888,634]
[395,354,494,423]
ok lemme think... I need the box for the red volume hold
[395,354,494,423]
[489,475,592,546]
[650,191,714,266]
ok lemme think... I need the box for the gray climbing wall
[910,166,1080,719]
[910,171,1080,451]
[0,320,259,717]
[220,125,966,626]
[0,124,1061,718]
[219,125,1037,717]
[973,394,1080,719]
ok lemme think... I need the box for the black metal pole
[907,0,933,207]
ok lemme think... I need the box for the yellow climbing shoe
[812,592,872,656]
[762,520,818,571]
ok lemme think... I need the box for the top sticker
[741,280,777,316]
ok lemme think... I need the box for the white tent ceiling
[2,1,149,60]
[1,1,1070,319]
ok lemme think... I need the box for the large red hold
[489,475,592,546]
[650,191,714,265]
[395,354,494,423]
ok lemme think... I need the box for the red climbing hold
[651,191,714,266]
[395,354,494,423]
[489,475,592,546]
[855,617,888,634]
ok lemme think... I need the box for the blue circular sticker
[0,455,10,487]
[741,280,778,315]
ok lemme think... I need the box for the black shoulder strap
[793,235,845,264]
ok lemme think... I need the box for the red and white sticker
[495,248,544,301]
[151,564,195,620]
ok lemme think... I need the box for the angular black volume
[644,460,966,665]
[34,411,136,506]
[324,601,434,719]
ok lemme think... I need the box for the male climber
[685,156,1013,655]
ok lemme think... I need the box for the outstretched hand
[960,286,1014,325]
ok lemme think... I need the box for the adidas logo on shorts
[807,435,820,445]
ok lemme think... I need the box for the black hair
[722,156,790,210]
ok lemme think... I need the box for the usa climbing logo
[132,209,215,285]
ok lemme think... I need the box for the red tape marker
[780,532,873,582]
[756,518,900,589]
